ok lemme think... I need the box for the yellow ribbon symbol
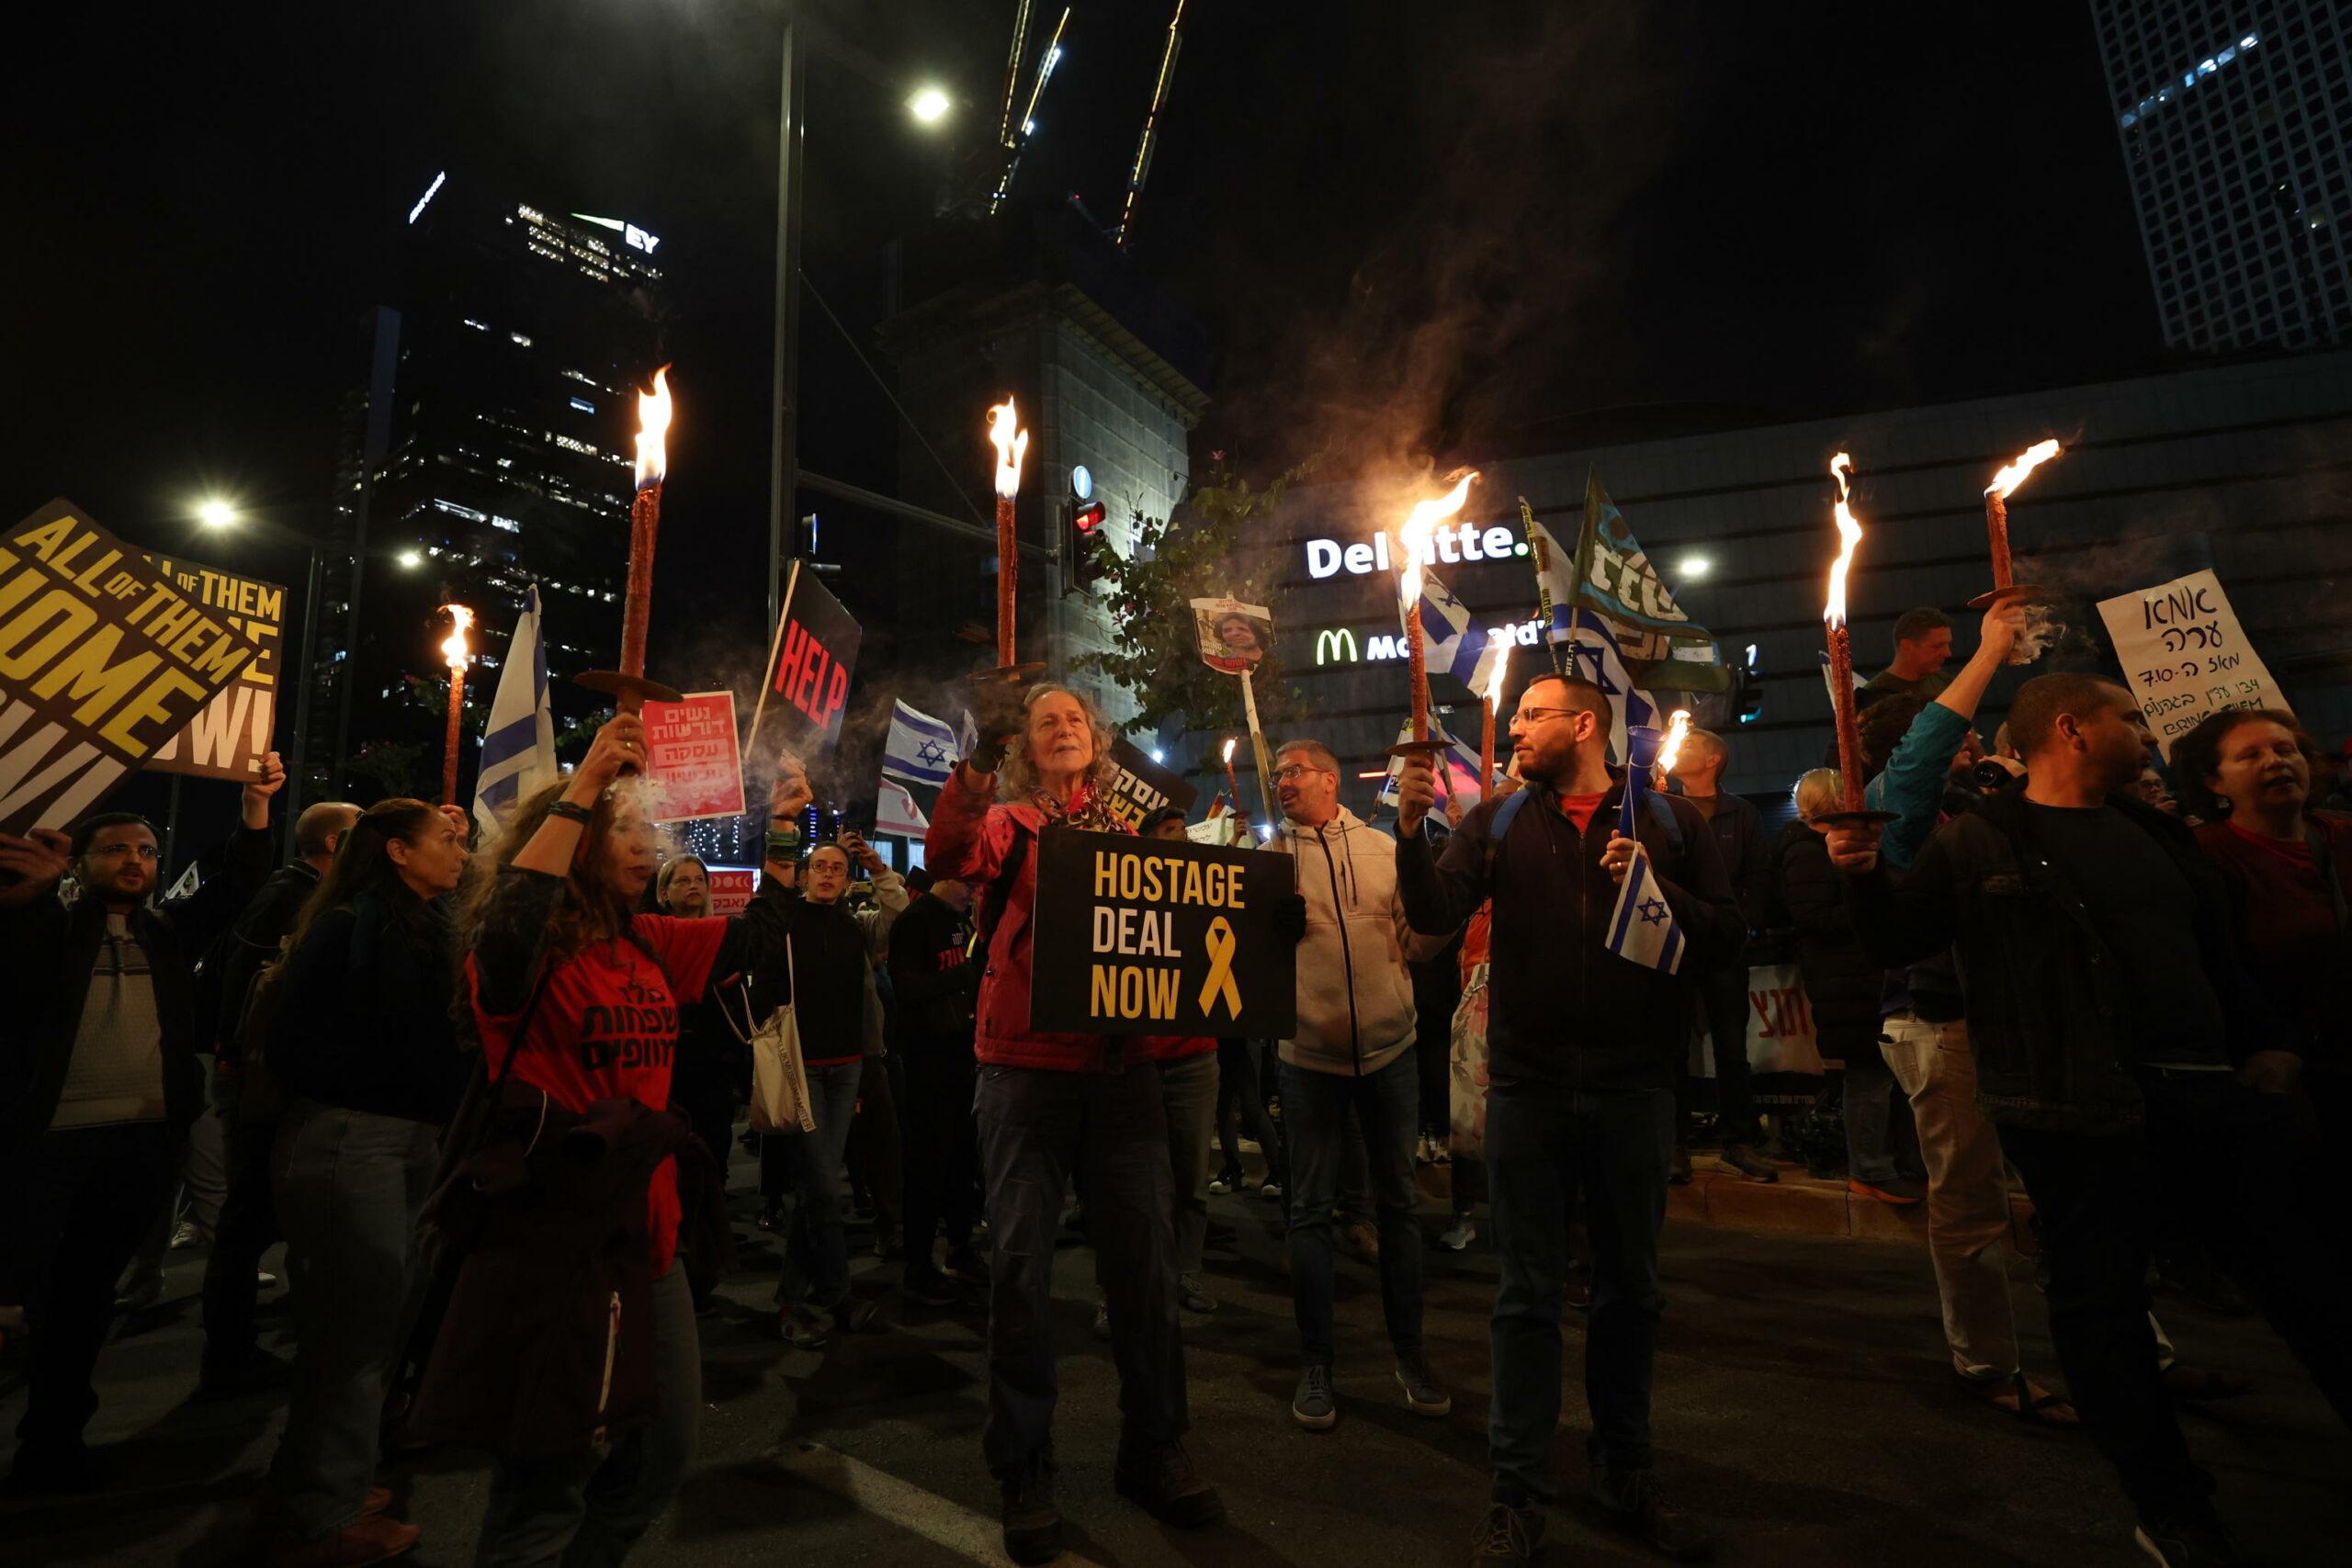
[1197,916,1242,1021]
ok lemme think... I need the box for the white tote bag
[1448,958,1492,1160]
[724,938,815,1134]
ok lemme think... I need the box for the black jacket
[1697,791,1775,933]
[214,860,322,1049]
[756,893,873,1061]
[267,889,468,1124]
[0,823,270,1145]
[1773,819,1885,1059]
[886,894,978,1055]
[1847,788,2261,1134]
[1396,777,1745,1094]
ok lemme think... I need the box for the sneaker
[257,1270,279,1289]
[1340,1222,1380,1263]
[1468,1500,1545,1565]
[1433,1137,1452,1166]
[1396,1355,1452,1417]
[1000,1452,1061,1567]
[1093,1302,1111,1340]
[1719,1144,1777,1183]
[266,1514,421,1567]
[2133,1516,2237,1566]
[778,1308,830,1350]
[943,1246,990,1284]
[1590,1461,1713,1561]
[1414,1134,1434,1165]
[1848,1176,1926,1206]
[832,1295,882,1334]
[1259,1181,1285,1203]
[1668,1146,1693,1186]
[903,1271,962,1307]
[1439,1218,1477,1251]
[170,1220,201,1250]
[1179,1275,1218,1314]
[1293,1364,1338,1430]
[1113,1438,1224,1529]
[1208,1172,1238,1196]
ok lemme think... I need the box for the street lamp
[396,548,424,570]
[196,498,239,529]
[907,85,951,125]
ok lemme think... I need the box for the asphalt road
[5,1166,2345,1567]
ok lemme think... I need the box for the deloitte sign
[1314,618,1545,666]
[1304,524,1528,579]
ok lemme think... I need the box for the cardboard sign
[0,499,259,838]
[1029,829,1297,1038]
[1189,595,1273,675]
[707,867,756,918]
[1689,963,1830,1077]
[2095,569,2289,758]
[746,561,862,763]
[1102,737,1199,833]
[145,554,287,782]
[643,691,746,822]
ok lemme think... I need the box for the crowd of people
[0,605,2346,1568]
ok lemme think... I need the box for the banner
[144,554,286,782]
[643,691,746,822]
[706,867,756,918]
[2095,569,2288,759]
[1557,474,1729,693]
[745,560,862,763]
[1102,737,1199,833]
[1691,962,1829,1077]
[1029,829,1298,1038]
[0,499,259,839]
[1188,596,1272,675]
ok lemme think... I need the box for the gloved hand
[1271,891,1307,944]
[965,679,1028,774]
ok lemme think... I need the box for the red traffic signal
[1072,499,1107,534]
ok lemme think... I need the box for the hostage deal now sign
[1029,829,1296,1039]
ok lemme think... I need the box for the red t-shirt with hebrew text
[469,914,728,1274]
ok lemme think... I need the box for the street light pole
[767,17,806,637]
[283,539,324,851]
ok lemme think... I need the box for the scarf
[1030,776,1128,835]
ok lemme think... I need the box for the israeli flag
[881,699,960,788]
[1553,607,1660,765]
[473,585,558,837]
[875,775,932,838]
[1606,724,1684,973]
[1401,568,1490,688]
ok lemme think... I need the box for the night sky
[6,1,2163,665]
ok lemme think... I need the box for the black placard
[745,560,863,763]
[1102,736,1199,832]
[1029,829,1296,1039]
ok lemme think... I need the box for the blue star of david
[917,739,949,766]
[1638,897,1668,926]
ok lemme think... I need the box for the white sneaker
[1438,1219,1476,1251]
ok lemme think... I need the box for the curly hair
[460,778,645,968]
[2167,707,2314,821]
[994,682,1122,803]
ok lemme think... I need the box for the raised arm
[1394,756,1492,937]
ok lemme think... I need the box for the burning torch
[577,367,685,725]
[1654,707,1692,785]
[1221,737,1245,844]
[1969,438,2063,610]
[1818,455,1895,828]
[1479,643,1510,801]
[973,398,1046,689]
[439,604,472,807]
[1387,472,1476,764]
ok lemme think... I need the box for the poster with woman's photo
[1189,597,1274,675]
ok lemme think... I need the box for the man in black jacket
[199,798,357,1394]
[0,754,281,1493]
[888,866,986,1305]
[1666,728,1775,1183]
[1829,673,2350,1568]
[1396,674,1742,1567]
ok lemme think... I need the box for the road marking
[768,1440,1109,1567]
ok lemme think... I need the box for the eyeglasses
[1510,706,1585,728]
[1272,763,1332,784]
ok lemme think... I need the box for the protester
[430,714,799,1565]
[0,756,282,1495]
[1860,606,1953,706]
[199,798,359,1395]
[837,831,908,1262]
[927,682,1221,1566]
[1828,672,2352,1567]
[1268,739,1451,1430]
[1665,728,1775,1182]
[261,797,470,1566]
[1396,674,1743,1565]
[888,864,987,1305]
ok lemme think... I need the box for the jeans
[1998,1070,2352,1523]
[843,1054,903,1235]
[975,1059,1185,1476]
[1683,966,1761,1145]
[121,1111,226,1296]
[899,1050,978,1280]
[769,1060,864,1310]
[476,1266,699,1568]
[1486,1083,1673,1503]
[5,1122,174,1453]
[1880,1013,2018,1379]
[1214,1039,1286,1189]
[1842,1045,1903,1185]
[201,1098,283,1372]
[1280,1050,1426,1367]
[269,1100,439,1540]
[1157,1052,1218,1279]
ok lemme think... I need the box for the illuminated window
[510,332,533,347]
[569,397,595,413]
[462,319,489,332]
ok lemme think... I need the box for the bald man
[198,798,361,1393]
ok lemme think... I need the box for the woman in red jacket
[926,682,1223,1566]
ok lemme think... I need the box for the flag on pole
[875,775,932,838]
[1544,604,1663,765]
[1605,724,1686,973]
[1528,482,1729,694]
[473,585,558,837]
[880,699,961,788]
[1398,567,1492,688]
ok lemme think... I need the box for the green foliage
[1070,462,1311,739]
[346,739,425,800]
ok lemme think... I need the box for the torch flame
[1482,641,1510,708]
[1824,453,1865,629]
[1986,438,2062,500]
[1656,708,1693,774]
[1221,736,1237,765]
[987,398,1029,500]
[1396,471,1476,610]
[634,367,673,490]
[440,604,473,674]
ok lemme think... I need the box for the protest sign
[643,691,746,822]
[2095,569,2288,758]
[706,867,756,918]
[745,560,862,763]
[1029,829,1296,1039]
[1102,736,1199,833]
[144,554,287,782]
[1189,596,1273,675]
[0,499,259,839]
[1689,963,1829,1077]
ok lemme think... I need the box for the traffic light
[1063,465,1109,593]
[1734,643,1764,725]
[793,512,840,576]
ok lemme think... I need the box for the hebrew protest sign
[1029,829,1296,1039]
[144,554,287,782]
[643,691,747,822]
[746,559,862,764]
[1190,596,1272,675]
[0,499,260,838]
[1102,736,1199,833]
[706,867,756,918]
[2095,569,2288,759]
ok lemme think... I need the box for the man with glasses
[1267,740,1453,1432]
[0,760,282,1494]
[1394,677,1742,1566]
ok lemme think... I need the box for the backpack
[231,935,297,1124]
[1481,782,1682,878]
